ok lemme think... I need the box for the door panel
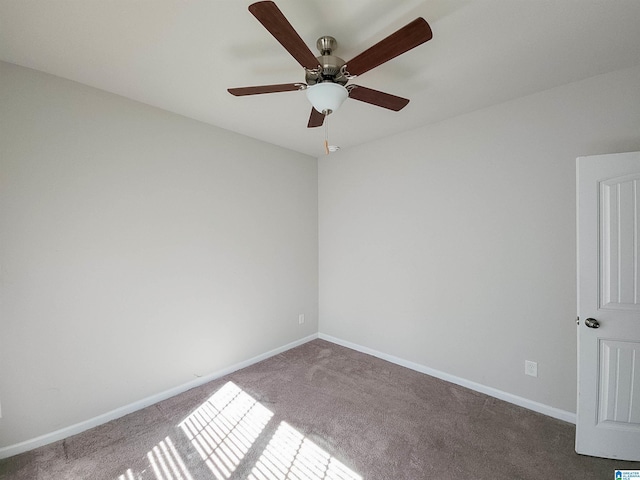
[600,175,640,310]
[576,152,640,461]
[598,339,640,426]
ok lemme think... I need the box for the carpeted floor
[1,339,639,479]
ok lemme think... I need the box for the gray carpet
[1,339,639,479]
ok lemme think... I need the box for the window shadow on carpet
[117,381,361,480]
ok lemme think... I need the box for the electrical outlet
[525,360,538,377]
[298,314,305,325]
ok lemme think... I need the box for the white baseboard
[318,333,576,425]
[1,331,575,459]
[0,334,318,460]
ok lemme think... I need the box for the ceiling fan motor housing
[305,36,348,86]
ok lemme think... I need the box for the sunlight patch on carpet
[249,421,362,480]
[117,435,194,480]
[147,436,194,480]
[179,381,273,479]
[117,468,141,480]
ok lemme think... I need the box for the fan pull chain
[324,111,330,155]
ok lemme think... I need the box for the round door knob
[585,318,600,329]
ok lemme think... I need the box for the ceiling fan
[228,1,433,128]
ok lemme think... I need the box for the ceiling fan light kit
[305,83,349,115]
[228,0,433,151]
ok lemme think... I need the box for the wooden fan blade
[307,107,325,128]
[228,83,303,96]
[345,18,432,76]
[249,1,319,70]
[348,85,409,111]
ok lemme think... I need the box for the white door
[576,151,640,461]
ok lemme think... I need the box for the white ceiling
[1,0,639,157]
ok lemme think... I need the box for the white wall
[2,58,639,453]
[318,66,640,414]
[0,61,318,448]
